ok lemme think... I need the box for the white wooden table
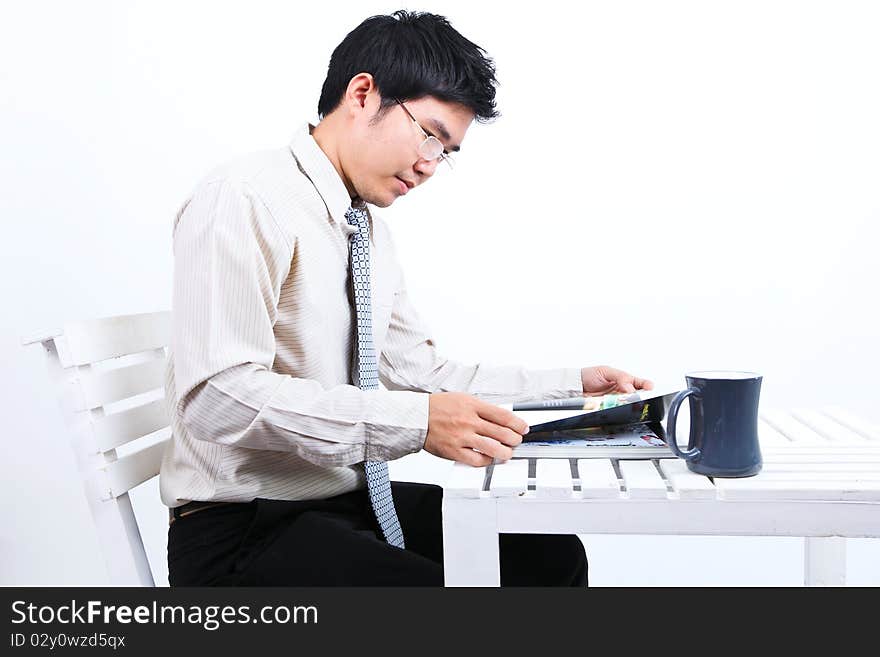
[441,406,880,586]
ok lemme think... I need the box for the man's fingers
[471,434,515,462]
[475,402,529,435]
[581,366,655,395]
[621,374,653,391]
[458,448,493,468]
[475,419,523,447]
[606,368,645,393]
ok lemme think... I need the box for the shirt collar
[289,123,361,236]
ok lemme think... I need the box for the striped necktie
[345,204,405,549]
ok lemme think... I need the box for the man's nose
[413,157,439,180]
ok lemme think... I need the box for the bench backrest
[24,311,171,586]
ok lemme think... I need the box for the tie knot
[345,205,369,233]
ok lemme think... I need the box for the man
[161,10,653,586]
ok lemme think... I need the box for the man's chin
[360,192,395,209]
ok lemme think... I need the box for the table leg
[804,537,846,586]
[442,497,500,587]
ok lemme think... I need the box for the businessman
[161,10,653,586]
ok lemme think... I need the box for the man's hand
[424,392,529,467]
[581,365,654,395]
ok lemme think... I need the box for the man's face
[343,93,474,208]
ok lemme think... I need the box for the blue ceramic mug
[666,371,763,477]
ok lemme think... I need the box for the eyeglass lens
[418,136,444,160]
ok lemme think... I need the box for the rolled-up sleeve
[172,178,428,467]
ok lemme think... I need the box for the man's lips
[395,177,414,194]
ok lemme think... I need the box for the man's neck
[311,118,357,199]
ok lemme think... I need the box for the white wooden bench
[442,407,880,586]
[23,312,171,586]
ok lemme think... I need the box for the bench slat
[103,439,169,499]
[535,459,575,499]
[93,399,169,452]
[75,357,167,410]
[575,459,620,498]
[58,312,170,367]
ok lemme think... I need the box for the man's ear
[343,73,376,116]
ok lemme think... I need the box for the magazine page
[506,388,683,432]
[512,422,674,459]
[522,423,667,448]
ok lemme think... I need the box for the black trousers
[167,482,588,586]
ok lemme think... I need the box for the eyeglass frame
[394,98,455,169]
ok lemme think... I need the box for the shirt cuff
[563,367,585,396]
[364,390,430,462]
[522,367,584,400]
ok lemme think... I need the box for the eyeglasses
[395,98,455,169]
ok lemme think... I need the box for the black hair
[317,10,499,122]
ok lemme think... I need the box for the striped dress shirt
[159,123,583,508]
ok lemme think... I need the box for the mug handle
[666,387,701,462]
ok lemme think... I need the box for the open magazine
[512,422,674,459]
[505,389,683,459]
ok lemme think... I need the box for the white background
[2,0,878,586]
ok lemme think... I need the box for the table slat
[761,445,880,453]
[791,408,868,444]
[575,459,621,499]
[716,478,880,502]
[658,459,717,499]
[489,459,529,497]
[444,462,487,498]
[758,419,792,445]
[762,452,880,464]
[762,409,829,444]
[734,471,880,482]
[760,461,880,473]
[619,460,668,499]
[821,406,880,441]
[535,459,575,499]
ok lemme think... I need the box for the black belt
[168,501,232,524]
